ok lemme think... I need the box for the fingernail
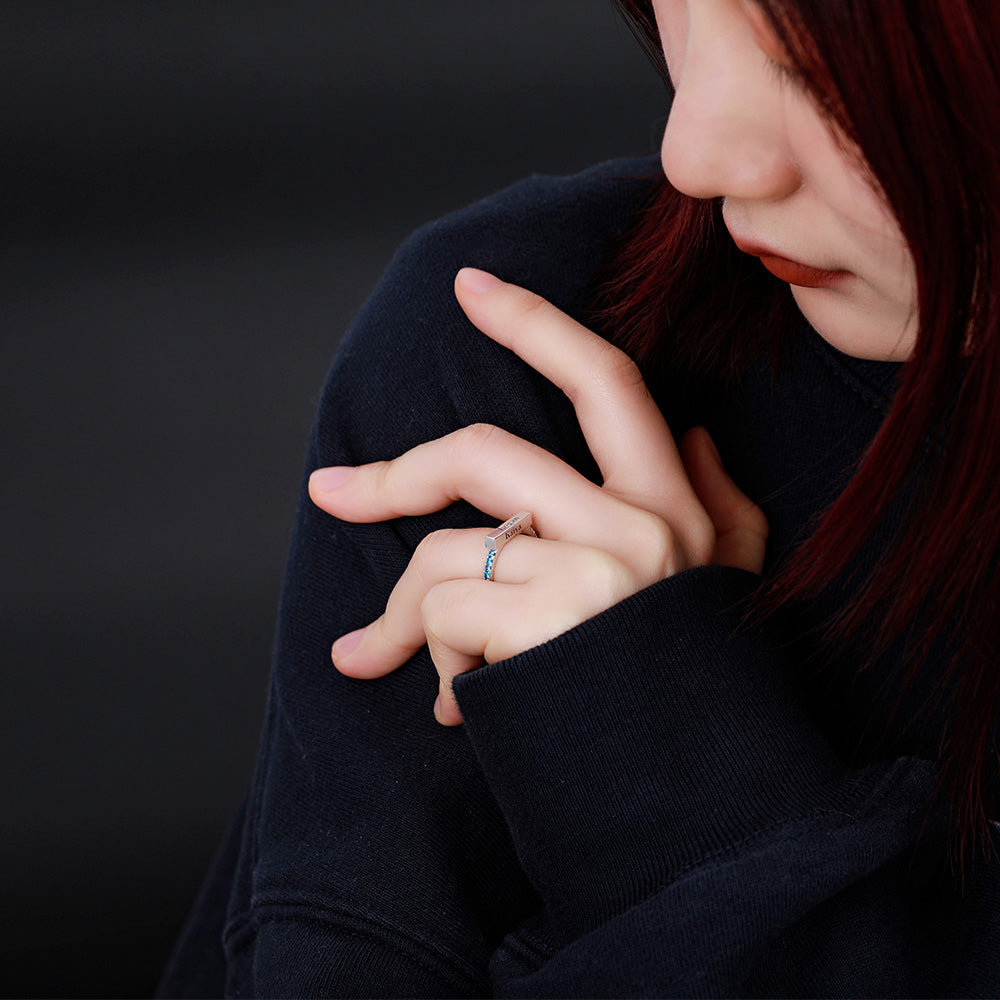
[458,267,503,294]
[332,626,366,660]
[311,466,355,492]
[433,694,442,722]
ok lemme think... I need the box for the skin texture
[655,0,918,361]
[311,0,922,723]
[311,268,768,725]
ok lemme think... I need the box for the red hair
[601,0,1000,872]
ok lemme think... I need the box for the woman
[161,0,1000,996]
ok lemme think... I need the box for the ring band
[483,511,536,581]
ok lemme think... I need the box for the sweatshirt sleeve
[451,567,1000,997]
[214,159,667,998]
[211,157,999,999]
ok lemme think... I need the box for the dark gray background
[1,3,665,995]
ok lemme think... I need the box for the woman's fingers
[422,579,524,727]
[332,528,538,679]
[309,271,731,571]
[313,276,771,727]
[333,527,639,725]
[679,426,769,575]
[423,575,606,726]
[309,424,594,534]
[333,530,623,678]
[309,424,676,570]
[454,267,697,518]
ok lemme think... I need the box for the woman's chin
[791,284,915,362]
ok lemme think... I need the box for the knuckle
[593,340,646,394]
[599,548,639,592]
[578,550,637,608]
[372,613,412,658]
[412,528,458,580]
[419,581,460,631]
[633,510,677,576]
[368,458,397,500]
[516,287,556,320]
[690,509,718,566]
[745,501,770,539]
[565,339,647,408]
[629,507,716,577]
[451,422,507,465]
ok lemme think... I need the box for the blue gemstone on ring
[484,549,497,581]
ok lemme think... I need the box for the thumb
[679,427,768,575]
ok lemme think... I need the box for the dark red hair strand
[601,0,1000,874]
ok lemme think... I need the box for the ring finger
[331,527,555,679]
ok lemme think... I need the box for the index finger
[454,267,696,518]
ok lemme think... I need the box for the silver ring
[483,511,536,581]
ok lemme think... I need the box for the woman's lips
[757,255,850,288]
[732,238,850,289]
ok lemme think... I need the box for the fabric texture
[158,156,1000,998]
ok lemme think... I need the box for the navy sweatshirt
[159,157,1000,998]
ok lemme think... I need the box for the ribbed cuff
[453,565,904,930]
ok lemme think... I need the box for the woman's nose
[660,60,802,202]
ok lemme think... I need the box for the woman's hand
[308,268,768,725]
